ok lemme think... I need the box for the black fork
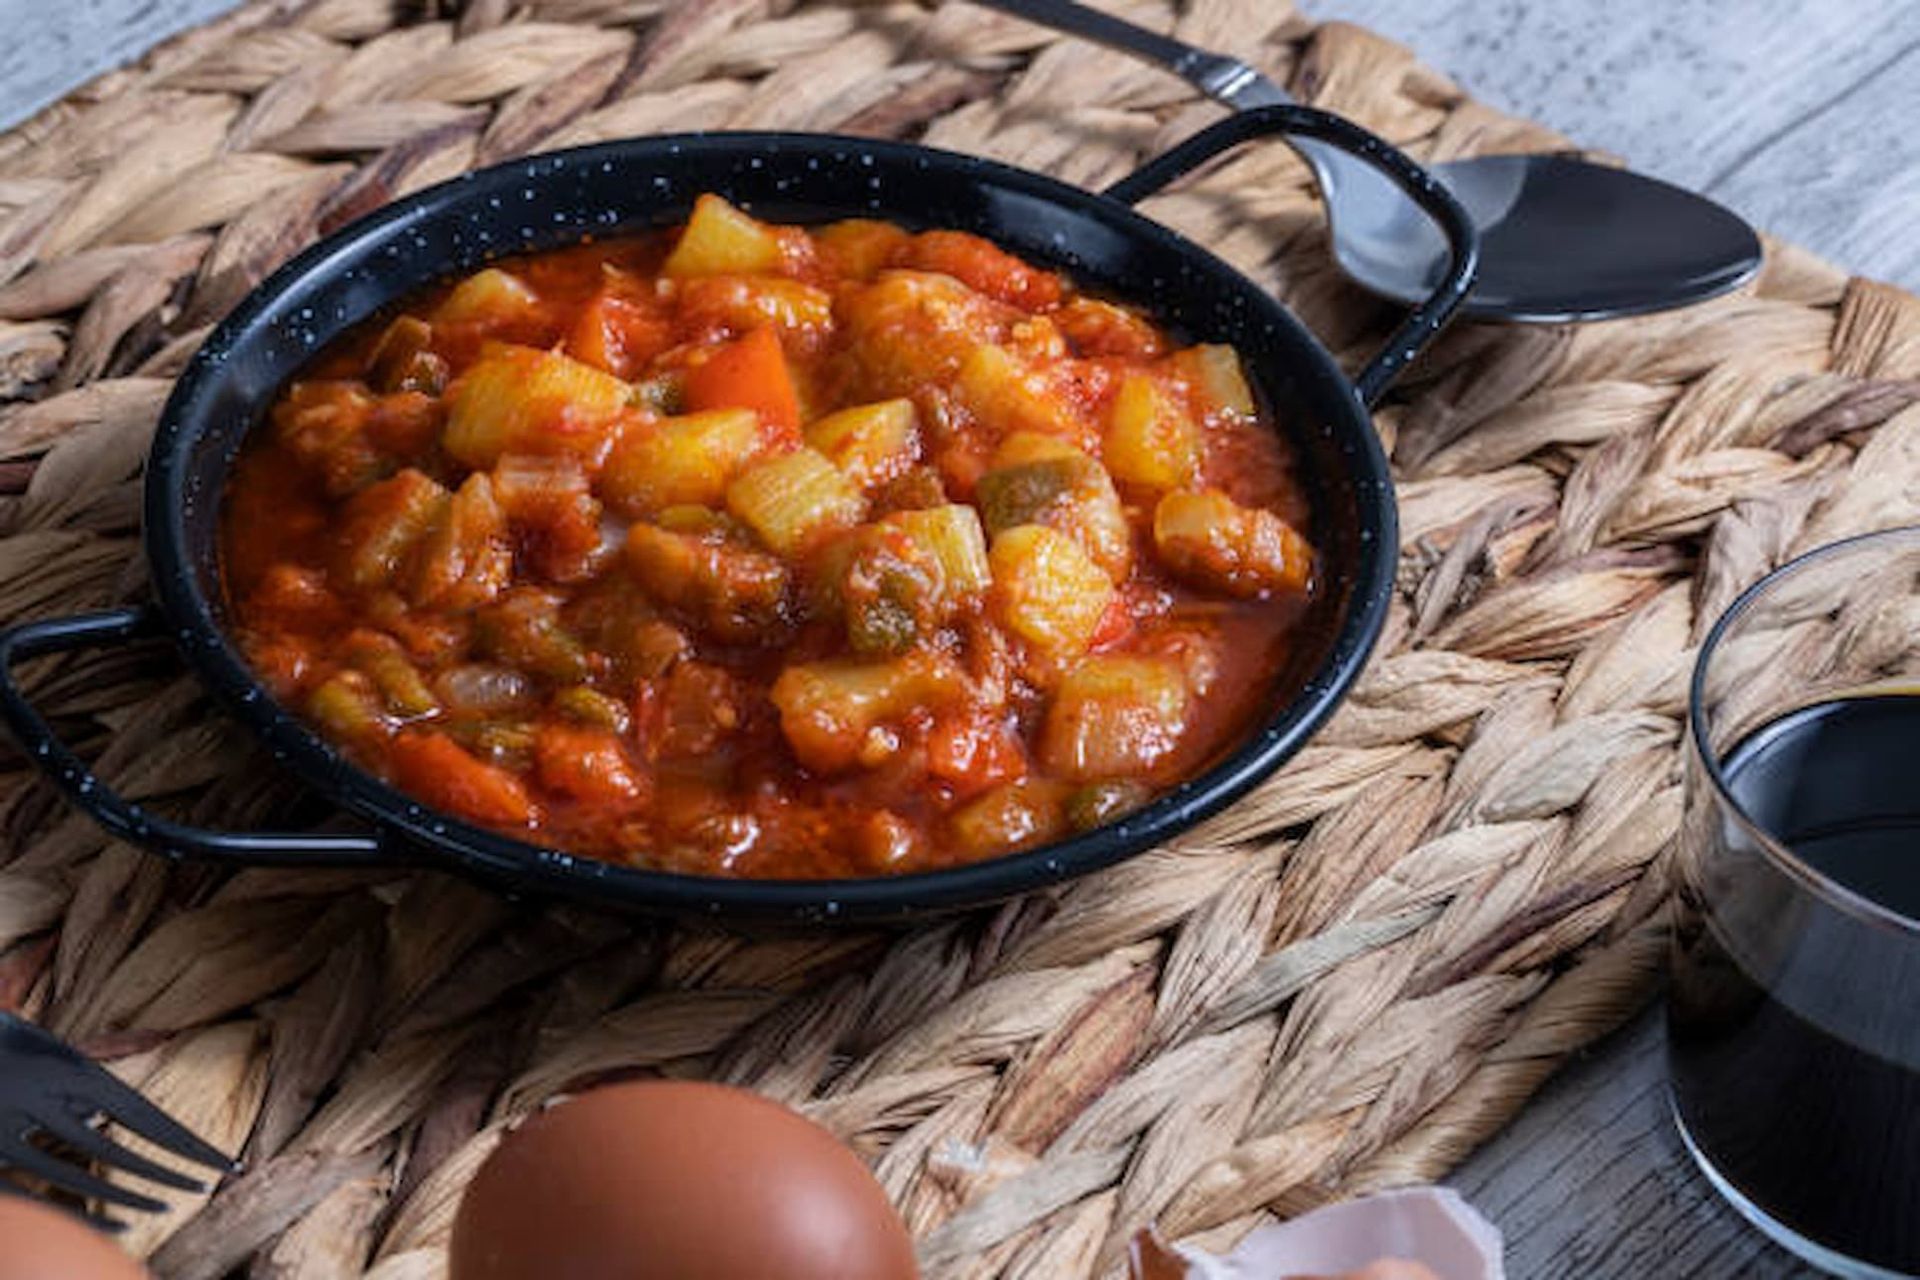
[0,1012,237,1229]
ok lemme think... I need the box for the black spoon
[976,0,1764,322]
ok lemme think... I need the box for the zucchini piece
[1152,489,1313,598]
[726,447,868,555]
[1040,656,1189,781]
[988,524,1114,660]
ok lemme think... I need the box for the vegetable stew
[221,195,1320,878]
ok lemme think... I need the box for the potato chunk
[663,193,783,278]
[1041,656,1190,781]
[1153,489,1313,597]
[805,398,920,489]
[770,653,968,773]
[1105,373,1201,490]
[443,344,631,468]
[953,343,1085,442]
[727,447,868,555]
[989,524,1114,660]
[435,268,541,327]
[600,408,766,517]
[990,431,1081,468]
[813,218,910,280]
[835,271,1015,399]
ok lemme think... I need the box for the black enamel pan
[0,107,1476,921]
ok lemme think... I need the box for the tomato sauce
[220,195,1320,878]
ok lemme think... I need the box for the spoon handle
[969,0,1291,110]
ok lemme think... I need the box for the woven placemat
[3,1,1919,1276]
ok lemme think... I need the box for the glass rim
[1688,523,1920,939]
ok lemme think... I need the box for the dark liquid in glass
[1670,693,1920,1271]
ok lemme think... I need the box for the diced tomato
[365,390,444,457]
[248,563,345,632]
[682,327,801,442]
[639,662,741,760]
[388,730,533,826]
[272,381,384,497]
[534,724,647,808]
[773,226,823,281]
[932,436,994,501]
[1088,595,1135,650]
[855,809,925,871]
[491,453,606,583]
[367,593,472,664]
[1054,298,1166,360]
[926,713,1026,799]
[896,230,1065,312]
[245,635,313,694]
[566,293,675,379]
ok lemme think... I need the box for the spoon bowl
[979,0,1764,323]
[1329,151,1763,322]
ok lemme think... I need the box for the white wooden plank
[0,0,244,128]
[1449,1011,1820,1278]
[1299,0,1920,287]
[1706,37,1920,289]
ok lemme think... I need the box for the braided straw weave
[1,1,1918,1275]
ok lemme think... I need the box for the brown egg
[0,1197,150,1280]
[451,1081,918,1280]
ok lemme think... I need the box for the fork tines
[1,1013,237,1228]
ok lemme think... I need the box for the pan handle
[0,606,388,867]
[1103,103,1479,407]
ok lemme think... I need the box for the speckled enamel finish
[53,128,1427,920]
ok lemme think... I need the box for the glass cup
[1669,525,1920,1278]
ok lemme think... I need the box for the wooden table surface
[6,2,1908,1275]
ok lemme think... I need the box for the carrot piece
[682,328,800,440]
[388,730,533,826]
[533,724,647,808]
[926,714,1026,800]
[565,293,674,379]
